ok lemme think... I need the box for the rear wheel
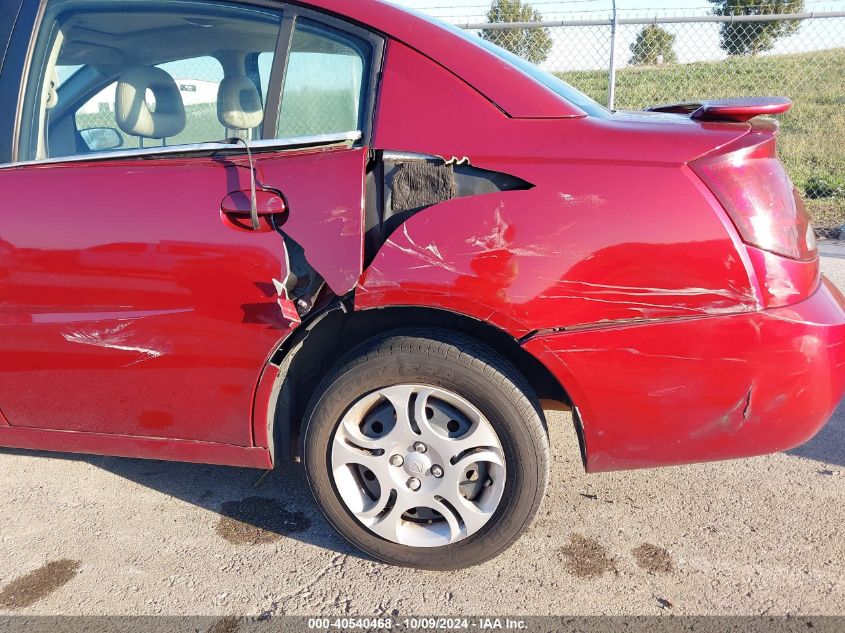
[302,329,549,569]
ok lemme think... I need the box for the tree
[709,0,805,56]
[629,25,678,65]
[481,0,553,65]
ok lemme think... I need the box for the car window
[258,52,274,103]
[56,65,83,86]
[276,20,371,139]
[72,56,226,150]
[18,0,282,162]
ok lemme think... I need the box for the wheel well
[269,304,570,462]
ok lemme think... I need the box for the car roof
[294,0,585,118]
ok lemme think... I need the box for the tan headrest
[115,66,186,139]
[217,75,263,131]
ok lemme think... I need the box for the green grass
[557,48,845,228]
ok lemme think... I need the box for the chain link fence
[459,9,845,227]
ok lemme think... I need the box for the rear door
[0,0,380,445]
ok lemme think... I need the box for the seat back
[217,75,263,139]
[115,66,186,140]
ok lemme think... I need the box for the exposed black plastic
[363,151,533,265]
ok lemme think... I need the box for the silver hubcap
[330,384,507,548]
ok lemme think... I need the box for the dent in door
[0,145,368,443]
[259,147,369,317]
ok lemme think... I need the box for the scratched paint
[357,185,761,334]
[61,322,164,366]
[523,282,845,472]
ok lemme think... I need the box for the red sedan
[0,0,842,569]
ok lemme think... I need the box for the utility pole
[608,0,618,110]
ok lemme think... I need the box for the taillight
[691,134,817,261]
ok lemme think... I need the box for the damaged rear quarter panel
[356,164,758,336]
[361,36,758,334]
[259,147,368,297]
[351,35,809,473]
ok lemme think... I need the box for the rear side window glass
[276,19,371,139]
[258,52,274,102]
[18,0,282,162]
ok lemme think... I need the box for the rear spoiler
[646,96,792,123]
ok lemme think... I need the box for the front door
[0,0,379,445]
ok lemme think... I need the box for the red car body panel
[745,244,822,308]
[0,425,272,468]
[312,0,585,119]
[0,146,366,446]
[356,177,761,334]
[362,41,760,334]
[0,0,843,473]
[524,279,845,472]
[373,40,753,168]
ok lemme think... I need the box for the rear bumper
[523,277,845,472]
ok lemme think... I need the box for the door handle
[220,189,287,233]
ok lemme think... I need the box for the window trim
[10,0,385,166]
[267,5,385,148]
[261,12,294,140]
[10,0,47,163]
[0,131,362,170]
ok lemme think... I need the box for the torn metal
[273,232,324,323]
[363,151,533,267]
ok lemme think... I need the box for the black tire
[302,328,549,570]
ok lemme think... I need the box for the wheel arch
[258,303,572,464]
